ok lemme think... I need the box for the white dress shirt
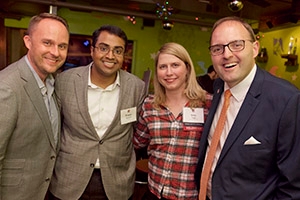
[87,66,120,168]
[205,65,257,199]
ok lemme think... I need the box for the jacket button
[45,177,50,182]
[50,156,56,160]
[90,163,95,168]
[99,140,104,144]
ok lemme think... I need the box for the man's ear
[23,35,31,50]
[253,41,260,58]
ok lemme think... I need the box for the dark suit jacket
[195,67,300,199]
[49,64,146,200]
[0,56,60,200]
[197,74,214,94]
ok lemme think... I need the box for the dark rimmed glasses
[209,40,252,56]
[94,43,124,56]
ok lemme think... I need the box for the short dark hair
[26,12,69,35]
[92,25,128,49]
[207,65,215,73]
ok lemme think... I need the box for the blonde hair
[153,42,206,108]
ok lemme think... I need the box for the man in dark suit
[49,25,146,200]
[0,13,69,199]
[196,65,218,94]
[195,16,300,200]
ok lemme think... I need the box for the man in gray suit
[0,13,69,200]
[49,25,146,200]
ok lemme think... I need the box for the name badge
[120,107,137,125]
[182,107,204,131]
[183,107,204,124]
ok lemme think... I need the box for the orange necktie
[199,89,232,200]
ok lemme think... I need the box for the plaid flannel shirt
[134,94,212,200]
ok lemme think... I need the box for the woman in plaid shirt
[134,42,212,200]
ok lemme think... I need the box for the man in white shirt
[49,25,146,200]
[195,16,300,200]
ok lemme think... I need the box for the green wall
[5,8,212,81]
[5,8,300,89]
[258,26,300,89]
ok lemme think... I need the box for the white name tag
[120,107,137,125]
[182,107,204,124]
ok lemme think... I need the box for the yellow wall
[258,26,300,89]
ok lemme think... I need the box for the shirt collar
[25,55,55,95]
[224,64,257,102]
[88,63,120,90]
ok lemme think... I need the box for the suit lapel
[18,58,56,150]
[102,70,127,137]
[198,80,224,163]
[52,92,61,151]
[217,68,263,164]
[204,86,223,140]
[116,70,130,110]
[74,66,99,137]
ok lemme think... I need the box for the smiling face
[156,53,188,93]
[90,31,125,86]
[210,20,259,88]
[23,18,69,81]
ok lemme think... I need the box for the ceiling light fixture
[228,0,244,12]
[49,5,57,15]
[162,20,174,30]
[156,1,174,30]
[156,1,173,20]
[127,16,136,24]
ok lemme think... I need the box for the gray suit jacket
[50,64,146,200]
[0,56,60,200]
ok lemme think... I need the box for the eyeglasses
[94,43,124,56]
[209,40,251,56]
